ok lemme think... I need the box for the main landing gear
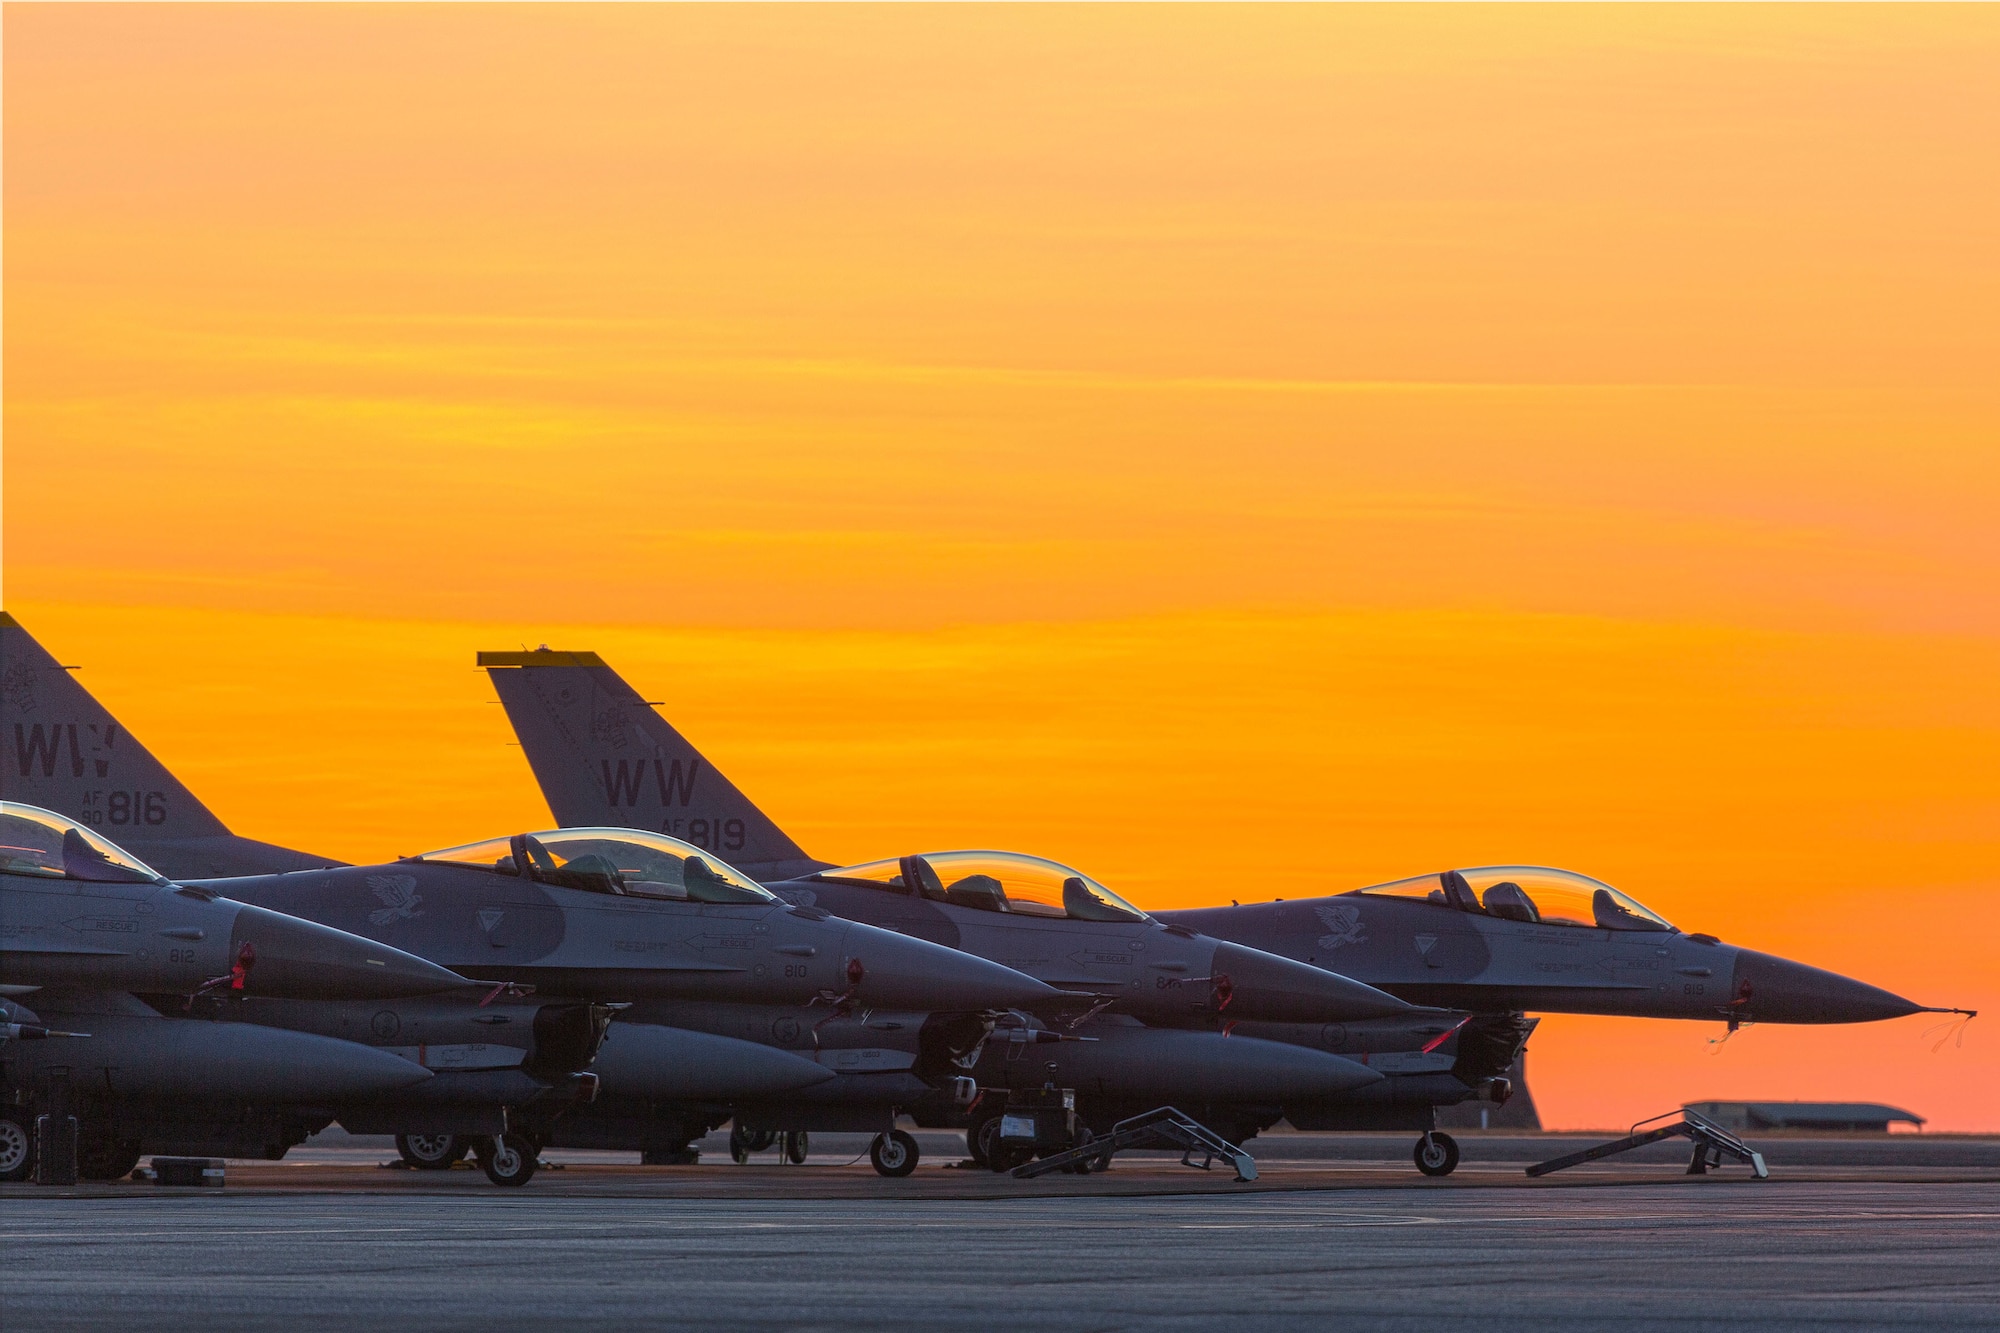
[729,1124,809,1165]
[1414,1131,1460,1177]
[0,1112,35,1183]
[395,1132,470,1170]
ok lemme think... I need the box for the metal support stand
[1012,1106,1257,1182]
[1527,1109,1767,1180]
[33,1067,78,1187]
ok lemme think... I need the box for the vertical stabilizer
[0,613,335,878]
[482,648,826,880]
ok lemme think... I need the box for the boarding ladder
[1011,1106,1257,1183]
[1527,1108,1769,1179]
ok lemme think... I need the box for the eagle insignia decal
[1313,903,1367,951]
[366,874,424,926]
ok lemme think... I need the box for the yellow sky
[5,5,1996,1128]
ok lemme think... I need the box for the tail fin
[481,648,826,881]
[0,612,334,878]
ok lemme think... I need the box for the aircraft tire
[478,1133,539,1187]
[970,1116,1001,1168]
[0,1112,34,1183]
[783,1130,809,1165]
[728,1123,774,1164]
[396,1133,467,1170]
[1414,1131,1460,1177]
[869,1130,919,1178]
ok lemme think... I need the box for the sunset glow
[5,6,1996,1128]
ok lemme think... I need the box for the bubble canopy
[1345,866,1675,933]
[417,828,775,905]
[818,850,1149,923]
[0,801,167,885]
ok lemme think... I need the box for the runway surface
[8,1133,1999,1332]
[6,1181,1997,1331]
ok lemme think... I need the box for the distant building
[1436,1053,1540,1131]
[1685,1101,1925,1133]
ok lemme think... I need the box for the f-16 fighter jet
[0,801,466,1002]
[481,646,1967,1032]
[1157,866,1973,1030]
[0,802,480,1181]
[480,652,1408,1027]
[0,620,1083,1177]
[480,646,1973,1173]
[480,651,1537,1163]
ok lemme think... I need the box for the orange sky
[5,5,1996,1129]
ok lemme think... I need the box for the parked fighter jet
[201,827,1063,1017]
[1156,867,1972,1029]
[0,802,480,1182]
[196,826,1126,1175]
[481,651,1535,1167]
[0,622,1102,1177]
[0,801,465,1001]
[482,652,1408,1023]
[480,646,1972,1173]
[484,646,1965,1032]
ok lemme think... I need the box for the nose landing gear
[1414,1131,1460,1177]
[869,1129,920,1177]
[473,1133,541,1187]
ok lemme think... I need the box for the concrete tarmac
[6,1132,1999,1332]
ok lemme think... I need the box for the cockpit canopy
[817,850,1148,923]
[417,828,775,904]
[1345,865,1675,933]
[0,801,166,885]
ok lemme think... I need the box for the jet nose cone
[591,1023,835,1099]
[1731,949,1922,1024]
[843,922,1062,1012]
[228,902,468,1000]
[1210,941,1413,1022]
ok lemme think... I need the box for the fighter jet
[0,801,465,1001]
[0,622,1090,1176]
[482,651,1409,1025]
[480,647,1973,1173]
[482,650,1530,1165]
[482,645,1963,1034]
[201,827,1063,1017]
[1156,866,1972,1029]
[0,802,483,1182]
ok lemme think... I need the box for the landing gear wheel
[968,1112,1000,1160]
[972,1117,1002,1168]
[0,1113,34,1183]
[728,1125,776,1164]
[77,1122,143,1182]
[396,1133,466,1170]
[478,1133,539,1187]
[869,1130,920,1177]
[1414,1131,1460,1177]
[782,1130,809,1165]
